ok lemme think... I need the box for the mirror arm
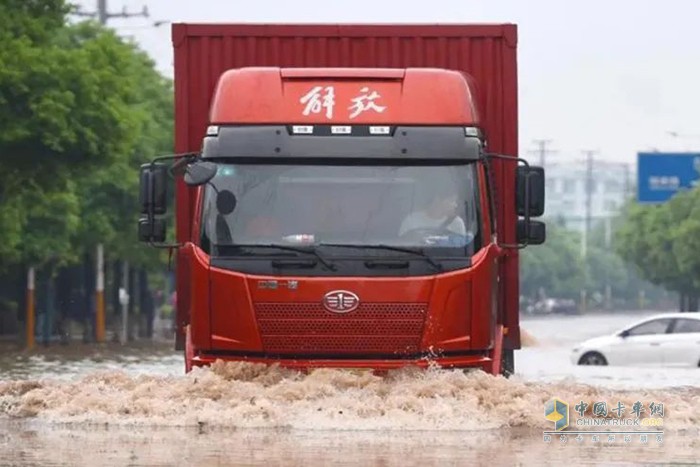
[149,241,182,275]
[483,153,531,249]
[149,240,182,250]
[206,179,220,195]
[147,152,200,179]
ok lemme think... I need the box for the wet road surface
[1,312,698,466]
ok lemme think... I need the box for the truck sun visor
[201,125,483,160]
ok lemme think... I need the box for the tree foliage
[0,1,173,273]
[616,187,700,304]
[520,225,585,300]
[520,217,671,309]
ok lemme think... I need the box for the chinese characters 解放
[299,85,387,119]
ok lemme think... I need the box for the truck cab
[138,66,545,375]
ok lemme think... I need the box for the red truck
[138,23,546,376]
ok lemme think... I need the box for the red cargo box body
[172,23,520,353]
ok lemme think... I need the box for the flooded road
[1,312,699,466]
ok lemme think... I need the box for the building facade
[543,159,633,232]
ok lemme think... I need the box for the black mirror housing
[135,153,200,249]
[139,163,167,215]
[184,161,218,186]
[517,219,546,245]
[138,216,166,243]
[138,163,168,244]
[516,165,545,217]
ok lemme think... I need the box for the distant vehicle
[525,298,578,315]
[571,313,700,367]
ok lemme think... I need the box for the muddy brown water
[1,312,699,466]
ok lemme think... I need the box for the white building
[543,159,633,232]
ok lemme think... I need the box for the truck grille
[254,302,427,355]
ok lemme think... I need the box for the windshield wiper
[227,244,337,271]
[318,243,443,272]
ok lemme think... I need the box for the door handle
[649,342,660,346]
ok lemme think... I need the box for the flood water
[1,311,699,466]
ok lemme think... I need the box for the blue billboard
[637,152,700,203]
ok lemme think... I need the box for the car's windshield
[200,163,481,256]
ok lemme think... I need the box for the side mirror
[619,329,630,338]
[139,163,167,215]
[517,219,546,245]
[516,165,545,217]
[138,162,168,244]
[184,161,218,187]
[138,216,166,243]
[484,153,548,249]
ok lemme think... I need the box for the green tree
[520,225,585,300]
[0,3,173,271]
[616,188,700,310]
[520,215,671,310]
[0,1,174,334]
[66,22,174,269]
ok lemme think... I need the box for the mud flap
[184,324,193,373]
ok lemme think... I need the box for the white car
[571,313,700,367]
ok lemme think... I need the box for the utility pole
[95,244,105,343]
[119,261,130,345]
[25,267,35,350]
[74,0,149,25]
[622,162,631,200]
[530,139,556,167]
[578,150,597,315]
[604,215,612,310]
[582,150,598,243]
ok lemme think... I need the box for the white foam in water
[2,315,698,465]
[1,361,698,432]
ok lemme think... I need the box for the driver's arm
[398,212,420,236]
[447,216,468,236]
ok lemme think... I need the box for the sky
[71,0,700,168]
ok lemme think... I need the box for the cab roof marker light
[292,125,314,134]
[206,125,219,136]
[369,126,391,135]
[331,126,352,135]
[464,126,480,137]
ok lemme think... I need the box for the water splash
[1,361,697,432]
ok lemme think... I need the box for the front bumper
[190,352,495,372]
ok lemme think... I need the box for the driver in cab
[398,185,467,242]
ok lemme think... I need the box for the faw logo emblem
[322,290,360,314]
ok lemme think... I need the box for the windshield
[200,163,481,256]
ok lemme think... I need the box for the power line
[73,0,149,25]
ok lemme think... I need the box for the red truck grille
[254,302,427,355]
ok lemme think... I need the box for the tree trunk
[139,269,154,339]
[55,266,73,344]
[42,266,56,346]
